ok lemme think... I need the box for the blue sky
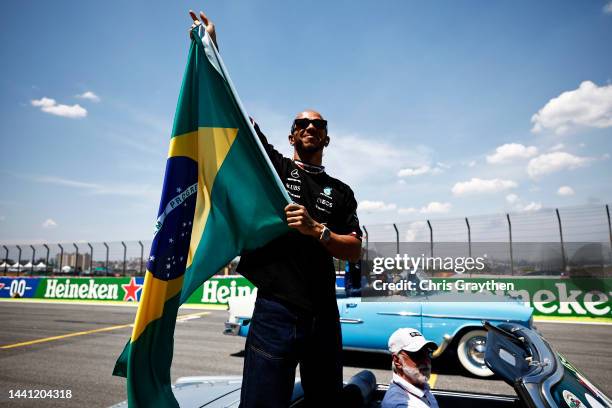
[1,0,611,244]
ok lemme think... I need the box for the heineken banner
[0,276,610,319]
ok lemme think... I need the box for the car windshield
[550,354,612,408]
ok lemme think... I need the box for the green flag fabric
[112,25,290,407]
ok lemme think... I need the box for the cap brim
[402,340,438,353]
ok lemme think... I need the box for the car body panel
[225,290,533,356]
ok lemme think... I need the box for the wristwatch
[319,225,331,243]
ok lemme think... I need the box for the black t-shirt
[237,124,362,313]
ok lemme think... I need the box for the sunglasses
[401,349,432,361]
[291,118,328,133]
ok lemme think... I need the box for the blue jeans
[239,294,343,407]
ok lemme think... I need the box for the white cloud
[31,97,87,118]
[531,81,612,134]
[506,193,519,204]
[452,178,518,196]
[419,201,451,214]
[526,152,591,178]
[397,165,432,177]
[358,200,397,212]
[467,160,476,167]
[397,164,444,177]
[505,194,543,212]
[398,207,417,215]
[549,143,565,151]
[42,218,58,228]
[521,202,542,212]
[486,143,538,164]
[76,91,100,102]
[604,1,612,14]
[557,186,575,196]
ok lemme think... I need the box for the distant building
[56,252,91,271]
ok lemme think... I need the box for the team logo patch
[410,332,422,337]
[291,169,300,178]
[0,283,4,290]
[562,390,584,408]
[323,187,332,196]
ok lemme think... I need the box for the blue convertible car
[224,274,533,377]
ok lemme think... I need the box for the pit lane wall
[1,276,610,319]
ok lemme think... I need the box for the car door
[338,297,422,351]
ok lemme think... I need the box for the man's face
[394,348,432,387]
[289,110,329,154]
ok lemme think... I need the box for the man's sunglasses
[401,349,432,361]
[291,118,328,133]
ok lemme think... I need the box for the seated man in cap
[382,328,439,408]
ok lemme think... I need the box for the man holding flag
[114,8,361,407]
[189,11,362,407]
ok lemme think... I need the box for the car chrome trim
[432,334,452,358]
[339,318,364,324]
[422,313,523,322]
[376,311,420,317]
[432,390,518,401]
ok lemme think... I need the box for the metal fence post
[58,244,64,275]
[363,226,369,275]
[555,208,567,272]
[426,220,433,257]
[16,245,22,275]
[392,223,399,255]
[73,243,79,275]
[121,241,127,276]
[30,245,35,274]
[103,242,109,275]
[465,217,472,258]
[87,243,94,273]
[2,245,8,275]
[43,244,50,274]
[506,214,514,276]
[465,217,472,277]
[606,204,612,256]
[138,241,144,275]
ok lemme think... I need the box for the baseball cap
[388,328,437,354]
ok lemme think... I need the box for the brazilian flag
[112,25,290,407]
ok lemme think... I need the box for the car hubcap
[466,336,486,367]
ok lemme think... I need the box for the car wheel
[456,329,494,377]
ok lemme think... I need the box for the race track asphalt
[0,301,610,407]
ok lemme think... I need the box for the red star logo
[122,277,142,302]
